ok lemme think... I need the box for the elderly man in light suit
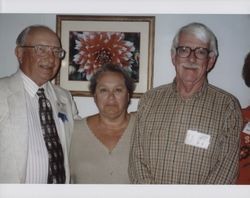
[0,25,79,183]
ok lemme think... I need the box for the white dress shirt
[20,70,61,183]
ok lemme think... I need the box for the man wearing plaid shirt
[128,22,243,184]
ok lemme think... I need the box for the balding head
[16,25,60,47]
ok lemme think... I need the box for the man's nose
[188,50,197,62]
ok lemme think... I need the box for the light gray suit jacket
[0,71,79,183]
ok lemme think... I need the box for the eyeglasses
[176,46,210,60]
[20,45,66,59]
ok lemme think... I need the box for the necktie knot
[37,88,45,98]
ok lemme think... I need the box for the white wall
[1,14,249,118]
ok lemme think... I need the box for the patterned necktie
[37,88,66,184]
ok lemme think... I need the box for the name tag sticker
[185,130,211,149]
[243,122,250,135]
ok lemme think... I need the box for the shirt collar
[19,69,48,97]
[171,78,208,100]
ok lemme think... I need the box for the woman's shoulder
[73,118,87,135]
[75,114,98,124]
[86,114,98,121]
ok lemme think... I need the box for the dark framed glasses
[176,46,210,60]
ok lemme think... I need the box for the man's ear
[15,46,23,64]
[207,52,217,72]
[171,51,176,67]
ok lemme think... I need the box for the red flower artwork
[70,31,138,80]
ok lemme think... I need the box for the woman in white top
[70,63,136,183]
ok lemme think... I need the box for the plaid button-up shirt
[129,80,243,184]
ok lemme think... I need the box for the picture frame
[56,15,155,97]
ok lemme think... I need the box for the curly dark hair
[242,52,250,87]
[89,63,136,104]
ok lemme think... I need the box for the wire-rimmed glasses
[20,45,66,59]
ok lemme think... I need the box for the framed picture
[56,15,155,97]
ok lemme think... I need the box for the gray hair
[16,25,56,46]
[171,22,218,57]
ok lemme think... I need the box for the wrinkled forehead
[180,29,209,44]
[25,28,61,46]
[178,31,209,48]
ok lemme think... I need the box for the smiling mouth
[40,64,54,70]
[39,65,55,75]
[181,63,200,69]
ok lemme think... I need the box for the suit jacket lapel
[47,83,71,183]
[47,82,70,150]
